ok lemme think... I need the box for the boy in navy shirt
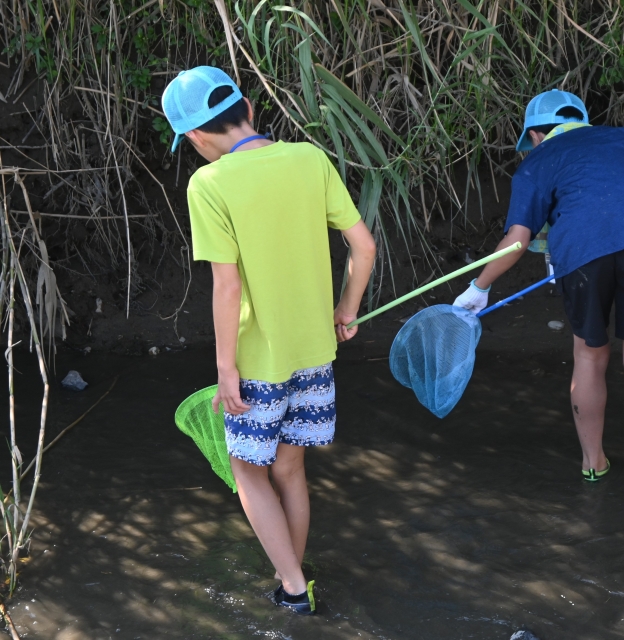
[454,89,624,481]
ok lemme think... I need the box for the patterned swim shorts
[224,363,336,466]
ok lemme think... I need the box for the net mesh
[389,305,482,419]
[175,385,237,493]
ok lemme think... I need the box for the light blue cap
[162,66,243,152]
[516,89,588,152]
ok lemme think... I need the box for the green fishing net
[175,385,237,493]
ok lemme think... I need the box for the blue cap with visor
[162,66,243,153]
[516,89,588,152]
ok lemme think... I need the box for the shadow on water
[2,310,624,639]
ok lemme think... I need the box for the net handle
[476,275,553,317]
[346,242,522,329]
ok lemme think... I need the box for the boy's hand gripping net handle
[476,274,553,318]
[346,242,522,329]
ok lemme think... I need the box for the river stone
[510,630,541,640]
[548,320,565,331]
[61,370,88,391]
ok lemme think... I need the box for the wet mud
[2,288,624,640]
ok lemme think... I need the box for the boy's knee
[573,340,610,364]
[573,344,611,377]
[271,455,305,483]
[230,456,269,480]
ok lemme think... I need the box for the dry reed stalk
[0,166,64,596]
[9,249,49,589]
[73,86,165,115]
[0,602,21,640]
[5,255,18,587]
[117,136,192,328]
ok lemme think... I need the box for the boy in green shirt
[162,67,376,614]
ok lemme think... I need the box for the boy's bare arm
[474,225,531,289]
[334,220,376,342]
[211,262,250,415]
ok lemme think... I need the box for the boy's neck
[187,123,274,163]
[219,122,262,157]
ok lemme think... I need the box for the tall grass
[219,0,624,292]
[2,1,623,289]
[0,0,623,596]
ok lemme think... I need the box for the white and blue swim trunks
[224,363,336,466]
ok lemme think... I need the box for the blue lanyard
[229,133,271,153]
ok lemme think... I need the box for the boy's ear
[185,129,202,146]
[528,129,546,148]
[244,97,254,124]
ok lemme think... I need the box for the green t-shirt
[187,141,362,383]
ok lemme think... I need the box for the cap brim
[171,133,183,153]
[516,129,533,152]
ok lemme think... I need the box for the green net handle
[346,242,522,329]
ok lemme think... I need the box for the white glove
[453,279,490,314]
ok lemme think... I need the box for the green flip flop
[582,458,610,482]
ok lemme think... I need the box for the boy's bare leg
[230,456,307,595]
[271,444,309,576]
[570,335,610,471]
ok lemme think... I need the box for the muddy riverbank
[2,270,624,640]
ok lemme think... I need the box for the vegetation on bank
[1,0,623,598]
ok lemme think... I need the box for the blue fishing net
[389,305,482,418]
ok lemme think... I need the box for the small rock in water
[148,346,160,356]
[510,630,541,640]
[548,320,565,331]
[61,370,88,391]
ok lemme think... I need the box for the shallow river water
[2,293,624,640]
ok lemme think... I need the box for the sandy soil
[2,261,624,640]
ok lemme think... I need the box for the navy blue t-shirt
[504,126,624,278]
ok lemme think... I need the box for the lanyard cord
[229,133,271,154]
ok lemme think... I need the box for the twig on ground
[19,376,119,483]
[0,602,21,640]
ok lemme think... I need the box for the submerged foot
[582,458,610,482]
[273,580,316,615]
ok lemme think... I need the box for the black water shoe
[274,580,316,615]
[582,458,610,482]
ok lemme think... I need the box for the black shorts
[558,249,624,347]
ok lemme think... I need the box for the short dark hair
[196,85,249,134]
[528,106,585,136]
